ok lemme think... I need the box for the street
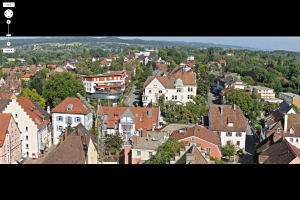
[238,124,258,164]
[124,82,141,107]
[206,91,221,106]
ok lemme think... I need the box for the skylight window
[67,104,73,111]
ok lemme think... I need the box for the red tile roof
[17,97,50,129]
[21,73,34,78]
[101,107,159,130]
[51,97,90,115]
[209,105,247,132]
[171,124,222,151]
[0,113,11,146]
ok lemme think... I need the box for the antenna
[77,93,104,164]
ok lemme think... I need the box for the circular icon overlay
[4,9,13,18]
[7,42,11,47]
[6,20,11,24]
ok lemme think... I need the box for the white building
[0,97,52,159]
[142,67,197,106]
[208,104,247,151]
[51,97,93,145]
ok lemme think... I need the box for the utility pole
[77,93,104,164]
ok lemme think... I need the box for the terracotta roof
[276,77,288,82]
[51,97,90,115]
[17,97,49,129]
[209,105,247,132]
[101,107,159,130]
[156,63,168,72]
[42,123,95,164]
[0,91,15,99]
[101,59,109,65]
[171,124,222,152]
[263,109,284,129]
[0,99,12,113]
[0,113,11,146]
[282,114,300,138]
[143,69,196,90]
[21,73,34,78]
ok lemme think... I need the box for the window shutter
[56,116,59,121]
[79,117,81,123]
[65,117,68,123]
[57,126,59,131]
[74,117,76,123]
[70,117,73,124]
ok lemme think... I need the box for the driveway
[124,82,141,107]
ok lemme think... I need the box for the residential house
[0,97,52,159]
[170,138,214,164]
[253,131,300,164]
[100,59,111,67]
[42,123,98,164]
[156,63,168,73]
[0,91,17,99]
[0,113,22,164]
[251,86,276,99]
[170,124,222,160]
[208,104,247,150]
[21,73,34,81]
[62,61,76,70]
[279,92,300,109]
[101,107,163,140]
[51,97,93,145]
[0,77,6,86]
[124,131,168,164]
[1,75,21,96]
[142,66,197,107]
[217,72,248,90]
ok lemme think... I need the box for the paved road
[238,124,258,164]
[206,91,220,106]
[124,82,141,107]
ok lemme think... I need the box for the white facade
[3,99,51,159]
[52,112,93,145]
[286,137,300,148]
[143,78,197,106]
[218,131,246,151]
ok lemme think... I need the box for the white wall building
[0,97,52,159]
[142,68,197,106]
[51,98,93,145]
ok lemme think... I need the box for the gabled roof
[273,101,294,114]
[171,124,222,152]
[101,107,159,130]
[17,97,50,129]
[42,123,96,164]
[0,113,12,146]
[51,97,90,115]
[209,105,247,132]
[0,99,12,113]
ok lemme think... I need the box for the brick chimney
[284,114,288,133]
[60,136,63,144]
[64,129,68,140]
[142,127,147,137]
[133,135,137,146]
[124,144,132,164]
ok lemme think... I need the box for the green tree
[206,47,215,62]
[197,67,210,101]
[42,72,85,109]
[105,133,124,151]
[241,76,255,85]
[145,137,187,164]
[222,141,238,157]
[19,88,46,108]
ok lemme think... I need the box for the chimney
[64,129,68,140]
[133,135,137,146]
[60,136,63,144]
[221,105,223,115]
[47,105,50,114]
[284,114,288,133]
[124,145,132,164]
[233,104,236,111]
[142,127,147,137]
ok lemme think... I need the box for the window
[67,104,73,111]
[26,136,28,141]
[15,114,17,118]
[206,147,211,153]
[149,152,153,157]
[4,145,6,152]
[137,151,141,156]
[158,90,163,93]
[11,122,13,128]
[149,90,151,93]
[114,114,119,119]
[290,138,293,142]
[226,132,232,136]
[188,87,193,92]
[172,96,177,100]
[236,132,242,137]
[26,144,29,149]
[11,131,13,138]
[76,117,81,123]
[236,141,240,146]
[187,95,194,100]
[25,127,28,132]
[177,88,181,92]
[15,129,17,135]
[58,116,63,122]
[166,97,168,100]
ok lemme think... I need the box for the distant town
[1,37,300,164]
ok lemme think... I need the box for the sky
[119,37,300,52]
[2,36,300,52]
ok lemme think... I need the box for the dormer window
[67,104,73,111]
[228,123,234,127]
[277,126,282,133]
[289,127,295,134]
